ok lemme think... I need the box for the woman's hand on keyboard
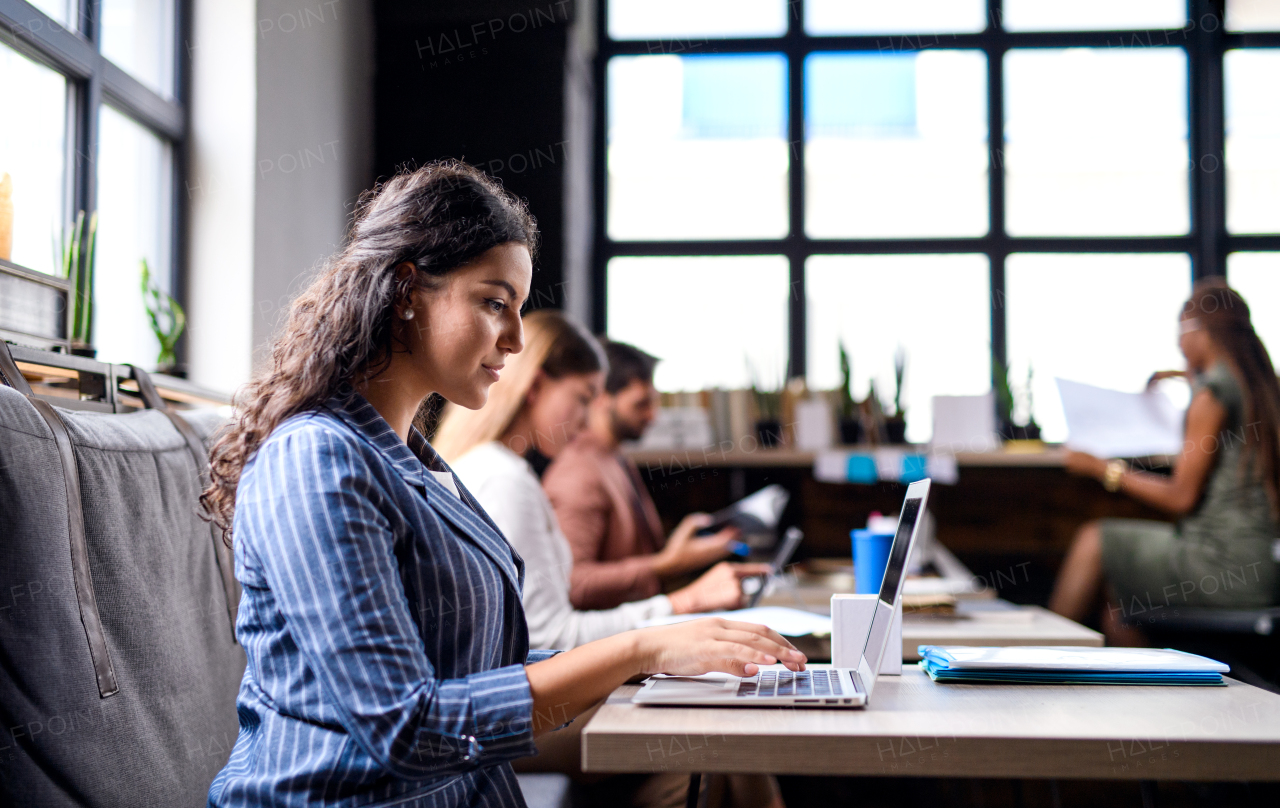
[634,618,806,678]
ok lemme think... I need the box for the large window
[595,0,1280,442]
[0,1,183,367]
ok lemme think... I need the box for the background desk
[627,447,1174,606]
[758,578,1103,661]
[581,668,1280,782]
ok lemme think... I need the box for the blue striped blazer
[208,391,556,807]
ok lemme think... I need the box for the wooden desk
[581,668,1280,781]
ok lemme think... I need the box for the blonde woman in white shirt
[435,309,784,808]
[435,309,768,649]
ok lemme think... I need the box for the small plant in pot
[141,259,186,376]
[1016,364,1042,440]
[748,358,784,449]
[885,346,908,444]
[837,340,862,445]
[995,358,1042,441]
[57,211,97,356]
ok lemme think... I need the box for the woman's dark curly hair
[201,160,538,542]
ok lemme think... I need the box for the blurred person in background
[544,340,741,610]
[1050,279,1280,644]
[434,311,784,808]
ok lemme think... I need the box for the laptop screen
[878,497,921,607]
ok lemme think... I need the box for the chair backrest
[0,342,245,807]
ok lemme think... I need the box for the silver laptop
[633,479,931,709]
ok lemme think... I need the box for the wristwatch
[1102,459,1127,493]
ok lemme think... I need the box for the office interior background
[4,2,1280,807]
[4,0,1280,439]
[3,0,1280,597]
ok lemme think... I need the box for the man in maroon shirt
[543,341,739,609]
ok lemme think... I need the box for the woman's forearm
[1115,468,1199,515]
[525,633,643,735]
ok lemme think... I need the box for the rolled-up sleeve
[239,426,536,779]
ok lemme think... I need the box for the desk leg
[685,773,702,808]
[1139,780,1159,808]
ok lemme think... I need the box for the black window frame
[591,0,1280,381]
[0,0,189,353]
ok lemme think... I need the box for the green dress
[1101,362,1280,614]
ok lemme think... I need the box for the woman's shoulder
[246,408,373,480]
[450,442,544,502]
[1195,362,1245,417]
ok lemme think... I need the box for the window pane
[806,254,990,444]
[1227,253,1280,364]
[1006,254,1191,443]
[608,55,788,240]
[806,51,987,238]
[0,43,68,275]
[1004,49,1188,236]
[101,0,176,98]
[1228,0,1280,31]
[608,0,786,39]
[805,0,987,35]
[1226,49,1280,234]
[607,256,789,390]
[95,106,173,366]
[27,0,74,27]
[1003,0,1184,31]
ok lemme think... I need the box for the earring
[401,308,415,320]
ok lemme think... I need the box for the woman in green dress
[1049,279,1280,643]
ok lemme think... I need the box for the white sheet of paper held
[1056,377,1185,458]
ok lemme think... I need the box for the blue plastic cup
[852,529,895,595]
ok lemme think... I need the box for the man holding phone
[543,340,742,610]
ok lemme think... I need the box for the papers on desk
[918,645,1229,686]
[1056,378,1185,458]
[644,606,832,637]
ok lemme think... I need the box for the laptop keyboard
[735,669,845,698]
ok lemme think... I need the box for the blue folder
[918,645,1229,686]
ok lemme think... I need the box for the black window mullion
[590,0,610,335]
[987,1,1007,378]
[172,0,191,369]
[78,0,102,222]
[1189,0,1227,281]
[786,0,806,379]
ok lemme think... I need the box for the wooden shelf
[624,446,1173,470]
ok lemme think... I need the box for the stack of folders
[918,646,1230,686]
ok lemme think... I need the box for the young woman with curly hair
[202,160,804,808]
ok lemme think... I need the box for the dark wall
[374,1,572,308]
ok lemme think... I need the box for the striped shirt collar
[323,387,445,489]
[322,387,524,591]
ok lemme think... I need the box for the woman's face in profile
[408,242,532,409]
[525,370,605,458]
[1178,317,1213,372]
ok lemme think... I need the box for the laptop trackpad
[649,677,734,696]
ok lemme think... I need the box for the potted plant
[996,359,1043,442]
[141,259,186,376]
[993,356,1016,440]
[837,340,861,445]
[58,211,97,356]
[748,358,783,449]
[885,346,908,444]
[1018,364,1042,441]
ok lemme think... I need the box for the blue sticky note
[846,454,878,484]
[901,454,927,483]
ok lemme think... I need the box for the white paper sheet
[1056,378,1184,458]
[643,606,833,637]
